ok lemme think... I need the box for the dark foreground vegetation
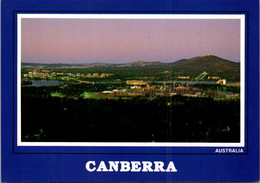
[22,95,240,142]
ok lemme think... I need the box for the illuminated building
[126,80,148,86]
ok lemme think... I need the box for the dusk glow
[21,18,241,63]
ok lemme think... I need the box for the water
[94,80,229,84]
[153,80,218,84]
[30,80,64,86]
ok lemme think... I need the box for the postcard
[1,0,259,182]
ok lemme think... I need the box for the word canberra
[85,161,177,172]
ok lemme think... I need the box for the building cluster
[101,81,205,98]
[24,70,50,79]
[177,76,190,80]
[216,79,227,85]
[23,70,114,79]
[99,79,237,99]
[126,80,148,85]
[176,71,221,81]
[208,76,220,80]
[22,68,237,100]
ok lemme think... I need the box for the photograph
[2,0,259,182]
[18,14,243,144]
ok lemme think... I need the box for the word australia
[85,161,177,172]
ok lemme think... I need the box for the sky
[21,18,241,64]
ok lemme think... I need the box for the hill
[168,55,240,81]
[170,55,240,73]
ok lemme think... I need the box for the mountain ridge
[21,55,240,81]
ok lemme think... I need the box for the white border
[17,14,245,147]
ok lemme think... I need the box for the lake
[26,80,65,87]
[95,80,227,84]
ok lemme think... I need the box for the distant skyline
[21,17,241,64]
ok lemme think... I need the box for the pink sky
[21,18,240,63]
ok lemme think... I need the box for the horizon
[21,17,241,64]
[21,55,240,65]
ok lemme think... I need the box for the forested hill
[170,55,240,73]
